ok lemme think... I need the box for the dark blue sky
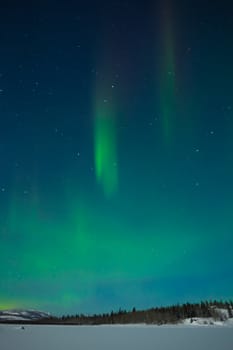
[0,0,233,315]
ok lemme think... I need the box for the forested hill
[1,300,232,325]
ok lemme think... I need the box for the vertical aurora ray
[94,90,118,197]
[92,29,119,197]
[159,0,177,142]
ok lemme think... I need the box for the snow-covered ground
[1,324,233,350]
[182,317,233,326]
[181,307,233,327]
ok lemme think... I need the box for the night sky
[0,0,233,316]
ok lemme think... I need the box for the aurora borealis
[94,80,118,196]
[0,0,233,315]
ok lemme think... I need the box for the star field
[0,0,233,315]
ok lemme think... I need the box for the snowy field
[1,324,233,350]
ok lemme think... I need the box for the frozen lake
[1,324,233,350]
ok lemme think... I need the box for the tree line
[48,300,233,325]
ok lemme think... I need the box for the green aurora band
[94,98,118,197]
[1,184,209,313]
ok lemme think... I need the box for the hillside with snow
[181,307,233,327]
[0,309,51,322]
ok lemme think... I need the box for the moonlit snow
[1,324,233,350]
